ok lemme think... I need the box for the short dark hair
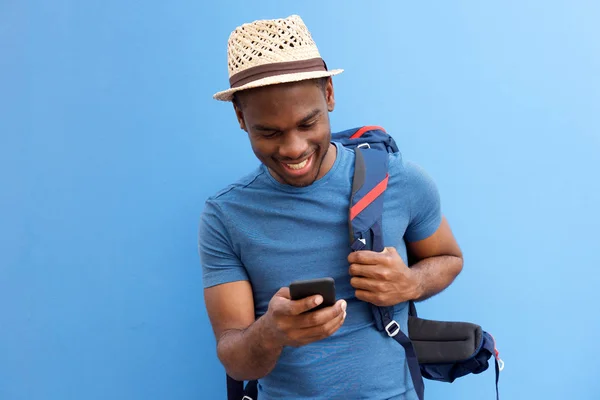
[232,77,329,109]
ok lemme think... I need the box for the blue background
[2,1,599,399]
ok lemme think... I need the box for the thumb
[382,246,398,255]
[271,287,323,316]
[289,293,324,316]
[275,286,291,299]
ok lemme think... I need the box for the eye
[261,131,281,139]
[299,121,316,130]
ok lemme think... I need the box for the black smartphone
[289,277,336,312]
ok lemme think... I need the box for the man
[199,15,463,400]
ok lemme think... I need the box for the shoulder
[200,165,266,230]
[206,165,266,203]
[387,150,441,224]
[387,153,442,241]
[387,151,438,192]
[389,152,433,185]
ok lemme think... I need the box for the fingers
[350,276,384,292]
[347,249,380,265]
[271,287,324,316]
[349,263,394,281]
[348,263,368,278]
[267,287,351,347]
[355,289,396,307]
[347,250,388,279]
[348,247,400,265]
[347,247,398,265]
[299,307,346,341]
[294,299,347,329]
[354,289,383,306]
[290,303,347,344]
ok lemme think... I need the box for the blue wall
[2,1,599,399]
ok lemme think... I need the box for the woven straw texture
[226,15,321,78]
[213,15,343,101]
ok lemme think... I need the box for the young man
[199,15,463,399]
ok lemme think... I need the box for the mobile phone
[289,277,336,312]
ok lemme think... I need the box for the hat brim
[213,69,344,102]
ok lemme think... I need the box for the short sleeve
[198,200,249,288]
[404,161,442,242]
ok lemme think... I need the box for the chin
[283,174,317,188]
[279,165,321,187]
[287,179,314,188]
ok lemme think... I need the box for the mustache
[276,151,314,163]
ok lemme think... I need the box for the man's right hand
[263,287,347,348]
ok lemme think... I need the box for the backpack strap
[244,380,258,400]
[226,375,243,400]
[332,125,399,153]
[349,144,425,400]
[225,126,418,400]
[227,375,257,400]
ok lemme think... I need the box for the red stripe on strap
[349,125,387,139]
[350,174,389,220]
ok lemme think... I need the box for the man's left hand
[347,247,421,307]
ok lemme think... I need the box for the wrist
[408,268,424,301]
[258,312,285,351]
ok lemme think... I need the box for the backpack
[226,126,504,400]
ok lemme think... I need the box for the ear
[233,101,247,131]
[325,77,335,112]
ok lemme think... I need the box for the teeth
[286,159,308,170]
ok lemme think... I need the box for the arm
[205,282,347,381]
[204,281,282,381]
[402,160,462,302]
[405,215,463,302]
[347,218,462,306]
[199,202,280,381]
[200,201,346,381]
[348,161,462,306]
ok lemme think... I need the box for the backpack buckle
[357,142,371,149]
[385,320,400,337]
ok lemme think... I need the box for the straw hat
[213,15,343,101]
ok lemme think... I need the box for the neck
[315,142,337,181]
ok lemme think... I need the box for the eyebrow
[252,108,322,132]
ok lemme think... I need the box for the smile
[286,159,308,170]
[281,154,313,175]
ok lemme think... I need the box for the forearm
[217,314,283,381]
[410,255,463,302]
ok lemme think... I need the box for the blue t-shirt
[199,141,442,400]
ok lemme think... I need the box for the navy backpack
[226,126,504,400]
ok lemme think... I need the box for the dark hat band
[229,57,328,88]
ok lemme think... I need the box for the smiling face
[233,77,337,188]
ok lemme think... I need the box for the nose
[278,131,309,161]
